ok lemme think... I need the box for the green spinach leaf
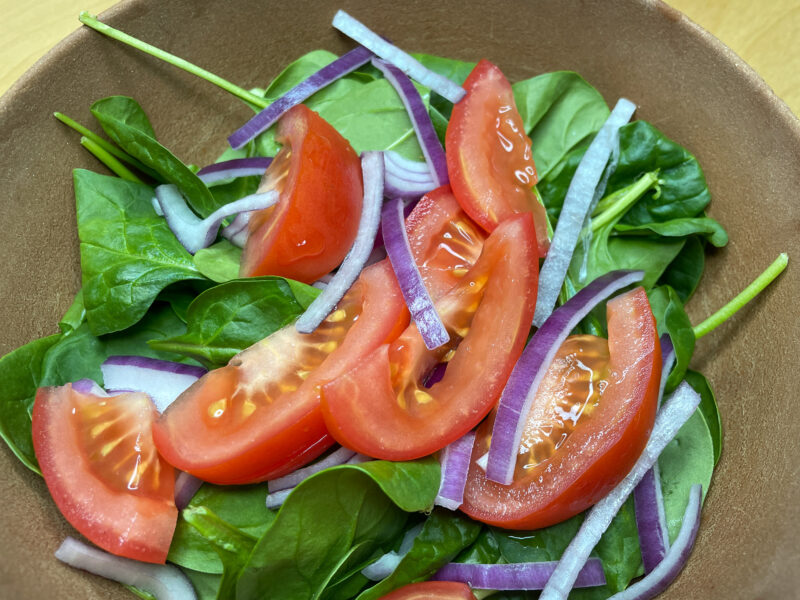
[657,236,706,303]
[647,286,695,391]
[193,241,242,283]
[684,370,722,465]
[615,216,727,247]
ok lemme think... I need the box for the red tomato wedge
[446,59,550,256]
[32,385,177,563]
[321,213,538,461]
[240,104,363,284]
[153,187,486,485]
[378,581,476,600]
[461,287,661,530]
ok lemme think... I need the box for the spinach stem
[80,136,144,184]
[693,253,788,339]
[590,171,659,232]
[54,111,158,179]
[79,12,269,109]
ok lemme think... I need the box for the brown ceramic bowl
[1,1,797,598]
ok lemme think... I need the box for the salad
[0,8,788,600]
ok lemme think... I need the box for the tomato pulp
[461,287,661,530]
[446,59,550,256]
[240,104,363,283]
[378,581,476,600]
[32,384,177,563]
[321,213,538,461]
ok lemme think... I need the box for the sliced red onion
[228,46,373,149]
[539,382,701,600]
[486,270,645,485]
[268,446,357,493]
[266,488,293,510]
[101,356,207,414]
[55,537,197,600]
[382,195,449,350]
[372,58,448,187]
[174,471,204,511]
[384,151,437,200]
[196,157,272,184]
[432,558,606,590]
[633,335,676,573]
[435,431,475,511]
[532,99,636,328]
[424,362,447,388]
[609,484,702,600]
[71,378,108,396]
[332,11,466,104]
[296,151,384,333]
[362,523,423,581]
[346,453,372,465]
[220,211,252,248]
[155,184,278,254]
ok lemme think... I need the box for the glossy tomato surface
[32,384,177,563]
[461,287,661,530]
[446,59,550,256]
[321,213,538,461]
[153,188,486,485]
[378,581,476,600]
[240,104,362,283]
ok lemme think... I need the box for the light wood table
[1,1,799,118]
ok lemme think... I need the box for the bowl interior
[0,1,797,598]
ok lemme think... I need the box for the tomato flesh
[461,287,661,530]
[32,385,176,563]
[446,59,550,256]
[240,104,363,284]
[378,581,476,600]
[321,213,538,461]
[153,187,486,484]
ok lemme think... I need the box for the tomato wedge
[446,59,549,256]
[32,385,177,563]
[321,213,538,460]
[378,581,476,600]
[240,104,363,283]
[461,287,661,530]
[153,187,485,485]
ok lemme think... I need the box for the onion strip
[432,558,606,590]
[435,431,476,510]
[196,157,272,184]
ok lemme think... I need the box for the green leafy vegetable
[657,236,706,302]
[684,370,723,464]
[648,285,696,391]
[193,241,242,283]
[148,277,318,368]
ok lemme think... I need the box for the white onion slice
[196,157,271,184]
[332,11,466,104]
[266,488,293,510]
[295,151,384,333]
[532,98,636,328]
[383,150,437,200]
[361,523,424,581]
[267,446,356,493]
[220,210,252,248]
[435,431,476,510]
[538,382,701,600]
[55,537,197,600]
[155,184,277,255]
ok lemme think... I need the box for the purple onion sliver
[372,58,448,187]
[196,157,272,180]
[435,431,475,511]
[71,379,108,396]
[382,195,449,350]
[609,485,702,600]
[228,46,373,149]
[221,211,252,248]
[486,270,644,485]
[55,537,197,600]
[432,558,606,590]
[539,383,701,600]
[268,446,356,493]
[424,362,447,388]
[102,355,207,378]
[634,463,670,573]
[174,471,204,511]
[346,453,372,465]
[266,488,293,510]
[383,152,437,200]
[332,11,465,104]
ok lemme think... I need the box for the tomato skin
[320,213,538,461]
[240,104,363,283]
[446,59,549,256]
[378,581,476,600]
[32,385,177,564]
[461,287,661,530]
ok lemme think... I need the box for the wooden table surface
[1,0,799,117]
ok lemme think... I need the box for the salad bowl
[0,0,797,598]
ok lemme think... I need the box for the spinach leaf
[91,96,218,217]
[615,216,728,247]
[236,458,439,600]
[148,277,318,368]
[357,510,481,600]
[75,169,205,335]
[684,370,722,465]
[59,290,86,333]
[182,569,223,600]
[657,236,706,303]
[169,484,272,575]
[647,286,695,391]
[193,241,242,283]
[0,333,61,473]
[513,71,610,180]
